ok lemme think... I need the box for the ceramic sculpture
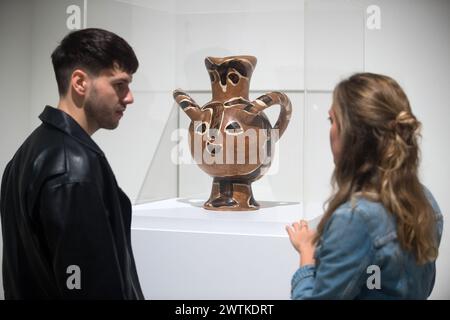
[173,55,291,211]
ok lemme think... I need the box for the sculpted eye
[195,122,208,135]
[228,72,239,85]
[225,121,243,134]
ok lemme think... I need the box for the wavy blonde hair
[315,73,438,264]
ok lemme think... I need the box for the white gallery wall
[0,0,449,299]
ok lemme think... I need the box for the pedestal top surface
[132,198,323,236]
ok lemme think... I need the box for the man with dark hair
[0,28,144,299]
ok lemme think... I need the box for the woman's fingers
[286,220,310,238]
[287,220,309,235]
[286,225,294,238]
[300,220,308,229]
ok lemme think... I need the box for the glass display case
[91,0,359,299]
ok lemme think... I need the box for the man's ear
[71,69,90,96]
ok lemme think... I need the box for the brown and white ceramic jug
[173,55,292,211]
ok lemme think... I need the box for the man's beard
[84,87,120,130]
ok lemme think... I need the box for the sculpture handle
[173,89,203,122]
[251,92,292,141]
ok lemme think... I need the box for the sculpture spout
[173,89,203,122]
[205,56,257,102]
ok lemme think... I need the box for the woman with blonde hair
[287,73,443,299]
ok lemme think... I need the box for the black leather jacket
[0,106,144,299]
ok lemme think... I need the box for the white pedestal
[131,198,322,299]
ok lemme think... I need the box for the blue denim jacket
[291,187,443,299]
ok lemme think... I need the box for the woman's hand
[286,220,316,266]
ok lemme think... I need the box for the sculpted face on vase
[174,55,292,211]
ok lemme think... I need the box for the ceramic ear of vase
[173,89,203,122]
[250,91,292,142]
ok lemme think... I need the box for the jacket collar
[39,105,105,156]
